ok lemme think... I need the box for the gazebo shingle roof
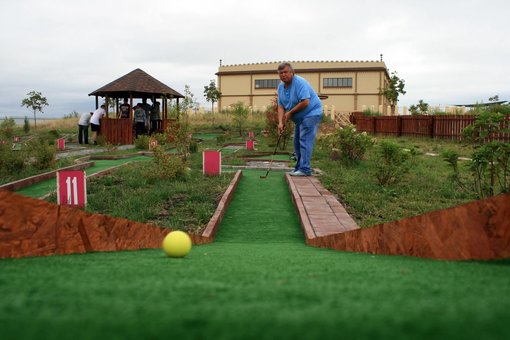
[88,68,184,98]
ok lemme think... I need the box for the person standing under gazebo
[90,104,106,145]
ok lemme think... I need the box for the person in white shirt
[78,111,93,144]
[90,104,106,145]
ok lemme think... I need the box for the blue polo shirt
[277,75,322,124]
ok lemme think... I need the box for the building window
[255,79,279,89]
[323,77,352,88]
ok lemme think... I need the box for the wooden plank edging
[201,170,243,239]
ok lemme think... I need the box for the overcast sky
[0,0,508,117]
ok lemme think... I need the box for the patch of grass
[315,139,478,227]
[84,162,234,233]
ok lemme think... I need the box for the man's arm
[284,99,309,122]
[277,104,285,133]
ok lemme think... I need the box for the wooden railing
[100,118,178,145]
[350,113,509,141]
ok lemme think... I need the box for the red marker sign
[203,150,221,176]
[57,170,87,208]
[56,138,65,150]
[246,140,254,151]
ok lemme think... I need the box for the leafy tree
[167,85,194,161]
[379,72,406,115]
[229,101,249,136]
[21,91,48,129]
[0,118,16,139]
[409,99,429,115]
[203,79,221,114]
[488,95,499,102]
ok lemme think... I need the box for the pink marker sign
[56,138,65,150]
[203,150,221,176]
[57,170,87,208]
[248,131,254,139]
[246,140,254,151]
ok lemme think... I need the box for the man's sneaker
[289,170,310,177]
[287,169,298,174]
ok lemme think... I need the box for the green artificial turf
[245,154,292,161]
[193,133,220,140]
[15,156,151,198]
[1,170,509,339]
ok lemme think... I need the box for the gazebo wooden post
[115,98,119,118]
[130,94,133,119]
[95,96,98,109]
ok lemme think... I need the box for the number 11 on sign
[57,170,86,208]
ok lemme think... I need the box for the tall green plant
[229,101,249,136]
[373,140,410,185]
[23,116,30,133]
[0,118,16,139]
[333,125,374,164]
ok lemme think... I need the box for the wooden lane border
[201,170,243,240]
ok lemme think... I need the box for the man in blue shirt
[277,62,322,176]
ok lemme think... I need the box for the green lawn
[15,156,152,198]
[1,170,509,339]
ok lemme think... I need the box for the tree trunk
[33,111,37,129]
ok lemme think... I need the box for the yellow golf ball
[162,231,192,258]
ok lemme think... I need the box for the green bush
[189,140,198,153]
[216,134,226,146]
[333,125,374,164]
[470,141,510,197]
[23,116,30,133]
[372,140,410,185]
[25,138,56,170]
[462,110,506,144]
[0,118,16,139]
[151,133,168,146]
[135,135,151,149]
[152,145,187,180]
[0,142,25,175]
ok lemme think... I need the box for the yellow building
[216,60,390,115]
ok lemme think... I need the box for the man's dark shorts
[91,123,100,132]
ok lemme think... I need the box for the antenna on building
[380,54,383,62]
[219,59,223,67]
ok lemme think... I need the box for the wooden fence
[100,118,177,145]
[350,113,510,141]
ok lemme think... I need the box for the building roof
[453,100,508,107]
[88,68,184,98]
[216,60,389,77]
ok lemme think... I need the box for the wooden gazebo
[88,68,184,145]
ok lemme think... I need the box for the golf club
[260,125,286,179]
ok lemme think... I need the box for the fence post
[372,116,376,133]
[398,116,402,136]
[430,116,435,138]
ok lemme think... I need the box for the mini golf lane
[1,170,509,339]
[15,156,152,198]
[214,170,303,244]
